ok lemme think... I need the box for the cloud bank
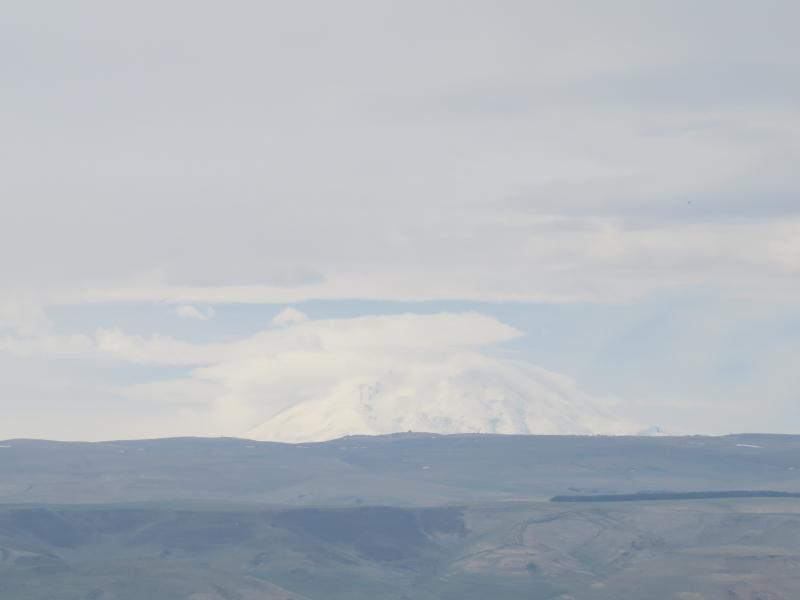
[1,1,799,320]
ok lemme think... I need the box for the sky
[1,0,799,440]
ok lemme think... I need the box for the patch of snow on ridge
[638,425,683,436]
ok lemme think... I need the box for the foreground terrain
[2,433,800,599]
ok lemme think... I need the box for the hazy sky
[2,1,799,439]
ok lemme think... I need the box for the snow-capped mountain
[245,355,640,443]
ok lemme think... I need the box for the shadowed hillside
[3,500,800,599]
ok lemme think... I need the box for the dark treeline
[551,490,800,503]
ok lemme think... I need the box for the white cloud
[271,307,309,328]
[46,215,795,308]
[0,296,50,336]
[174,304,215,320]
[0,313,521,365]
[1,3,799,308]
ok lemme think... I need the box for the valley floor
[3,498,800,600]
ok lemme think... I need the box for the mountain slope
[246,358,637,442]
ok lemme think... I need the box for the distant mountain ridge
[0,433,796,506]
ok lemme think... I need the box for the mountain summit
[245,358,639,442]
